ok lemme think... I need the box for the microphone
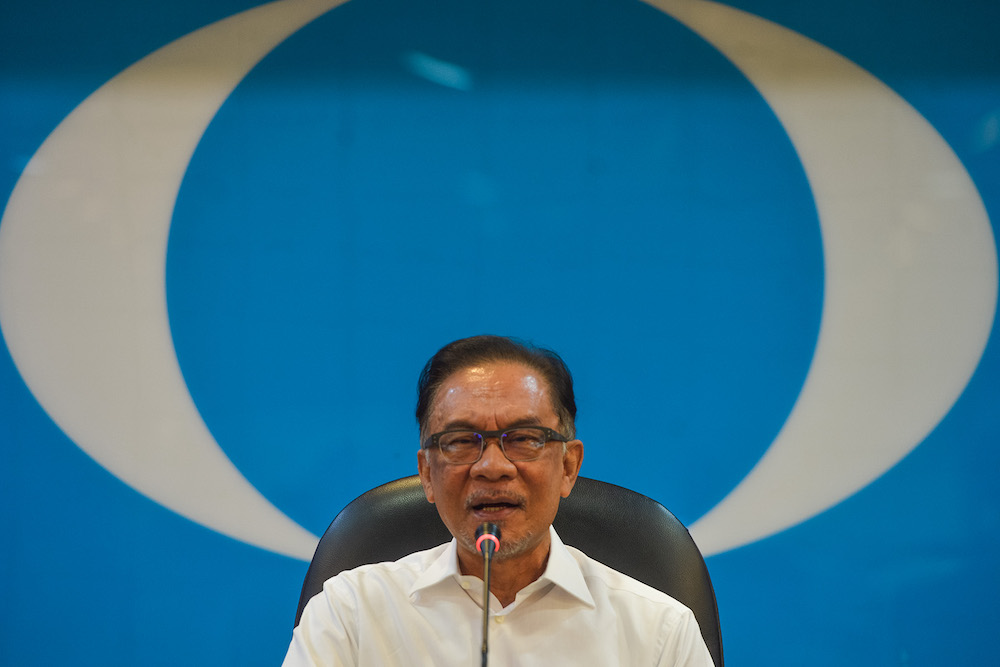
[475,522,501,667]
[475,521,501,558]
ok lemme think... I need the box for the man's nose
[471,437,516,478]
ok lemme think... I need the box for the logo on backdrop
[0,0,995,559]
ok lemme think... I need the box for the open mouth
[472,501,519,513]
[467,492,524,516]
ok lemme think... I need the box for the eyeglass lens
[437,428,549,462]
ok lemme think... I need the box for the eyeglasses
[422,426,570,464]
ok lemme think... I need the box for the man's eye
[505,430,544,446]
[442,434,479,448]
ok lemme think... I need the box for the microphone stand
[475,523,501,667]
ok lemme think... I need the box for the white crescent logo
[0,0,995,560]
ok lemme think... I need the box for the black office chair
[294,475,724,667]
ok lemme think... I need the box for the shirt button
[494,616,505,624]
[461,582,471,590]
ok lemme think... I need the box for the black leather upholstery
[294,475,723,666]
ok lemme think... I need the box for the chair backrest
[294,475,723,667]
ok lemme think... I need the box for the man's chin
[476,529,536,563]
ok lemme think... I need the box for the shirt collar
[409,538,461,598]
[408,526,595,609]
[537,526,595,608]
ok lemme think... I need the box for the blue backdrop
[2,0,998,664]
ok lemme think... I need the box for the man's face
[417,361,584,567]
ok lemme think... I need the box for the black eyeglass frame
[421,426,571,463]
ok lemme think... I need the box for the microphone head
[475,522,501,556]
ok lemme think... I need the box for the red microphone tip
[475,522,501,554]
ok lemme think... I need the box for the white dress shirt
[284,527,714,666]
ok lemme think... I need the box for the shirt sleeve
[655,607,716,667]
[282,582,359,667]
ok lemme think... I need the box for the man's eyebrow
[439,417,544,431]
[439,420,480,431]
[504,418,544,428]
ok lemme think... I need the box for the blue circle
[168,0,823,532]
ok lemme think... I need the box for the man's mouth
[467,492,525,516]
[471,501,519,513]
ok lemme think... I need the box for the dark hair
[416,335,577,438]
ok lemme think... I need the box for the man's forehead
[439,364,543,394]
[427,362,555,424]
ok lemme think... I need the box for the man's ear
[417,448,435,504]
[560,439,584,498]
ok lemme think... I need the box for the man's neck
[457,538,551,608]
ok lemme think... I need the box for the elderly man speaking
[284,335,713,666]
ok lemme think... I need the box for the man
[284,335,714,665]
